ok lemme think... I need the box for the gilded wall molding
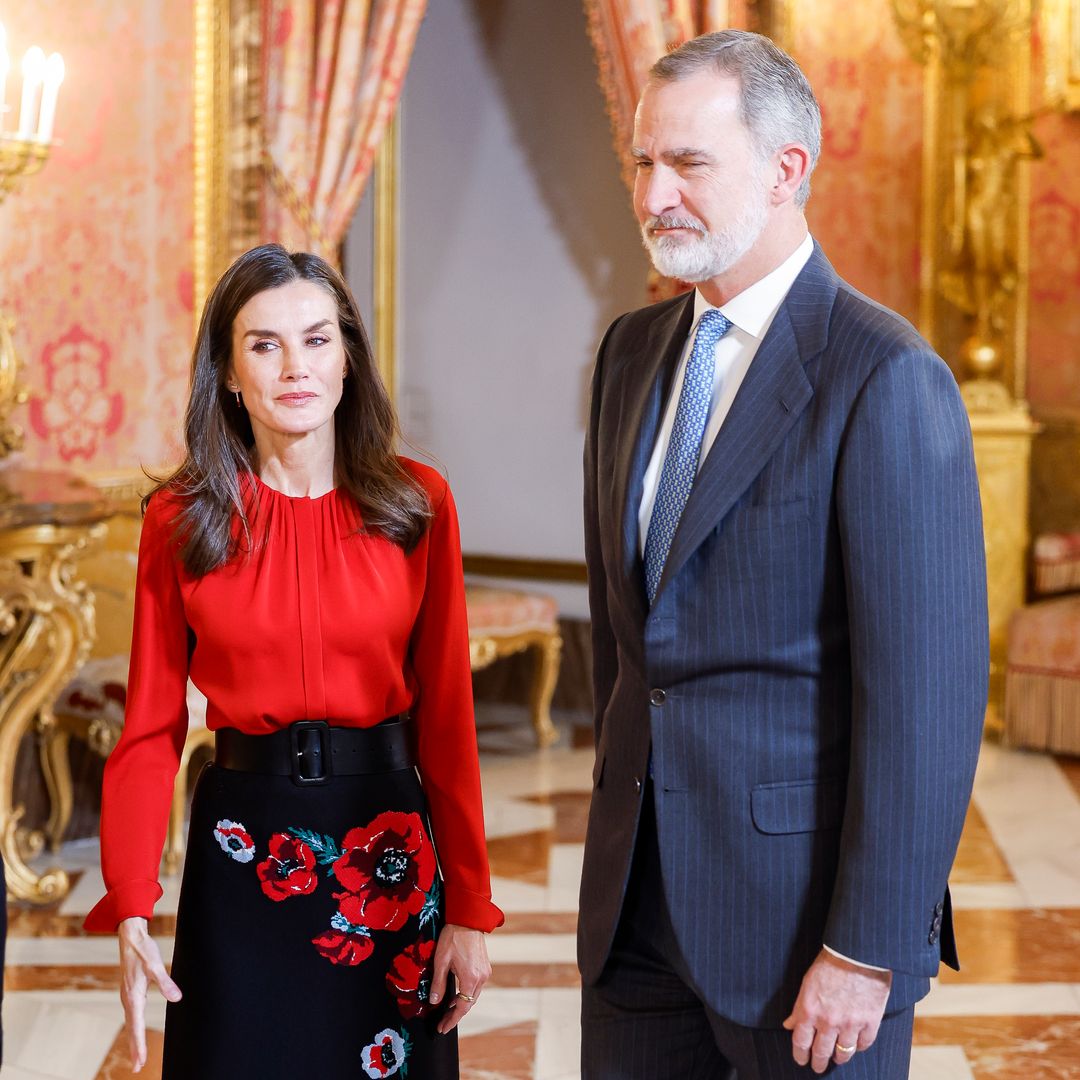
[1042,0,1080,110]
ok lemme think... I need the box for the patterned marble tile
[93,1029,164,1080]
[952,803,1014,884]
[459,1021,537,1080]
[914,1015,1080,1078]
[945,910,1080,984]
[1053,754,1080,803]
[487,830,551,884]
[521,792,591,845]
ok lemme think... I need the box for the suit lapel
[611,291,695,612]
[652,246,838,603]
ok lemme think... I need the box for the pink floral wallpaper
[796,4,924,327]
[1028,34,1080,412]
[0,2,194,471]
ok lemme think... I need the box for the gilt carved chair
[465,585,562,748]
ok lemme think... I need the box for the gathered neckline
[247,470,340,504]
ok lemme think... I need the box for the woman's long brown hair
[148,244,431,576]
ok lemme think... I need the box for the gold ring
[836,1043,856,1055]
[456,992,475,1002]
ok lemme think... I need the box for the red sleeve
[409,475,504,932]
[83,492,191,932]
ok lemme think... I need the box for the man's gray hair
[650,30,821,208]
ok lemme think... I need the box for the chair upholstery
[465,585,562,748]
[1032,531,1080,597]
[1005,587,1080,755]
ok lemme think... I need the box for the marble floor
[4,706,1080,1079]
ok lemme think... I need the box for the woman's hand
[118,916,183,1072]
[429,923,491,1034]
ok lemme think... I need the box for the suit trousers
[581,785,915,1079]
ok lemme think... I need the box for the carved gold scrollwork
[0,522,105,903]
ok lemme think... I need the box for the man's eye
[635,160,652,169]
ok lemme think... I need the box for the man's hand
[782,949,892,1073]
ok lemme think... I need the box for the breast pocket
[725,497,813,535]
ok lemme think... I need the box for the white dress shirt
[635,233,887,974]
[639,233,814,554]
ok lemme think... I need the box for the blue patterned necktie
[643,309,732,604]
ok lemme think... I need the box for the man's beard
[640,184,769,283]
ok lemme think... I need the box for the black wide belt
[215,717,414,786]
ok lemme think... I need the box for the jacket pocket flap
[751,777,845,835]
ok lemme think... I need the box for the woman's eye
[251,340,277,353]
[307,336,329,347]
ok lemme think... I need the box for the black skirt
[163,755,458,1079]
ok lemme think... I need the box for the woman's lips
[277,393,317,404]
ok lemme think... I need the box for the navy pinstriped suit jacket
[578,243,989,1028]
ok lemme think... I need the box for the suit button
[634,776,642,793]
[649,688,666,706]
[935,901,944,916]
[928,929,939,945]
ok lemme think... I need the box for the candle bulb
[18,46,44,140]
[0,23,8,134]
[36,53,63,142]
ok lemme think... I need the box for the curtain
[262,0,427,263]
[583,0,737,299]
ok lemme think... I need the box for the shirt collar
[692,233,815,340]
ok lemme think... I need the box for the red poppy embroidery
[386,939,436,1019]
[332,812,436,932]
[312,927,375,967]
[257,833,318,901]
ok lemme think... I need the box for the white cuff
[823,944,890,972]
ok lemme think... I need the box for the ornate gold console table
[0,466,110,903]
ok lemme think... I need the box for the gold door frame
[193,0,400,398]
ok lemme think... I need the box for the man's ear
[770,143,811,206]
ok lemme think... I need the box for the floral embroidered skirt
[162,760,457,1079]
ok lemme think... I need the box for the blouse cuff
[83,878,164,933]
[443,881,505,932]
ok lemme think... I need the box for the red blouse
[84,460,503,934]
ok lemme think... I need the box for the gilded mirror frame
[193,0,399,399]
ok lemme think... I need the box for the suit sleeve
[584,315,625,747]
[84,493,191,932]
[824,346,988,976]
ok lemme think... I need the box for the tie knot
[695,309,731,345]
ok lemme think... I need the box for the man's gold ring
[835,1043,856,1055]
[456,992,475,1002]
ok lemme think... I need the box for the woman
[85,244,503,1078]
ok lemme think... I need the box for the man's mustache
[644,215,707,235]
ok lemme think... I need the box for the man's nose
[638,165,681,219]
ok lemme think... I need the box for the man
[579,30,988,1079]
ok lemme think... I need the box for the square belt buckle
[289,720,332,786]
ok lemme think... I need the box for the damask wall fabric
[262,0,427,262]
[0,1,194,472]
